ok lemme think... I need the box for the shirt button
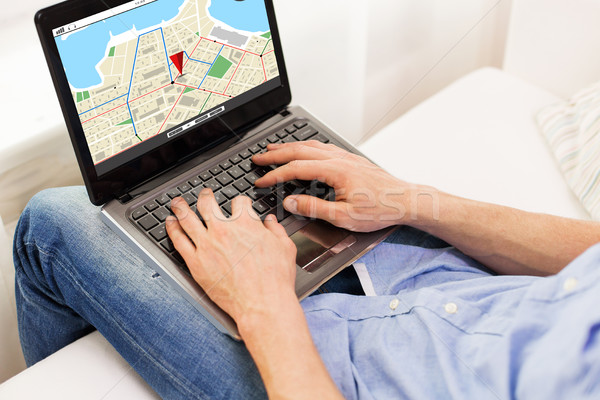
[444,302,458,314]
[389,298,400,310]
[563,277,578,292]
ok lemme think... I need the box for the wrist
[393,184,443,227]
[236,289,302,341]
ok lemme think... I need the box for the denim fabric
[14,187,600,399]
[14,187,265,399]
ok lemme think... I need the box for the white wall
[274,0,513,143]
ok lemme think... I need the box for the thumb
[283,195,346,223]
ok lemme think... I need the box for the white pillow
[537,81,600,220]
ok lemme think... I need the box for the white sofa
[1,0,600,397]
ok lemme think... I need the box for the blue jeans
[13,187,450,399]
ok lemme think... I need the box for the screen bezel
[35,0,291,205]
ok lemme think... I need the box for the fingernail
[165,216,176,225]
[284,196,298,213]
[268,143,281,149]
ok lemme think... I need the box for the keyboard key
[216,173,234,186]
[161,238,175,252]
[246,187,261,200]
[249,145,261,154]
[177,183,192,193]
[275,184,295,200]
[149,225,168,242]
[276,130,288,139]
[266,134,279,143]
[239,159,254,173]
[132,207,147,220]
[204,179,221,192]
[233,179,251,192]
[214,191,227,205]
[181,193,196,206]
[263,193,279,208]
[294,121,308,129]
[276,210,292,222]
[244,172,260,185]
[167,189,181,199]
[219,160,232,170]
[222,185,240,200]
[313,133,330,143]
[252,200,270,215]
[138,214,159,231]
[285,125,297,134]
[153,207,172,223]
[155,194,171,205]
[199,171,212,181]
[209,166,222,176]
[255,166,273,176]
[239,150,252,159]
[173,252,185,264]
[229,155,242,164]
[228,166,244,180]
[257,139,269,148]
[293,126,318,141]
[144,201,159,212]
[191,187,204,198]
[188,177,203,187]
[222,201,232,216]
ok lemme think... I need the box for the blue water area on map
[208,0,269,32]
[56,0,185,89]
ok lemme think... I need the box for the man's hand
[165,191,297,325]
[165,191,344,399]
[253,140,433,232]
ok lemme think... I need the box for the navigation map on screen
[54,0,279,167]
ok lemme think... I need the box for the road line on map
[82,102,128,124]
[224,52,246,95]
[197,44,224,89]
[156,88,186,135]
[79,93,128,116]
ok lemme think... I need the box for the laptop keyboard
[129,119,333,272]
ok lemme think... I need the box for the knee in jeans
[16,187,89,247]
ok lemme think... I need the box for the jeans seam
[26,241,211,400]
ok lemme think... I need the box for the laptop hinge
[117,193,133,203]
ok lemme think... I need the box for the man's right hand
[253,140,436,232]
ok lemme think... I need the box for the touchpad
[290,220,357,272]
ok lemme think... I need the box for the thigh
[15,187,266,399]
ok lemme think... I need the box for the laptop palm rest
[290,220,357,273]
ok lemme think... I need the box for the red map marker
[170,51,185,76]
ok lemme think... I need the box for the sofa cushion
[537,81,600,220]
[359,67,590,220]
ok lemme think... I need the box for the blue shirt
[301,242,600,399]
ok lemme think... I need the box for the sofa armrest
[0,331,159,399]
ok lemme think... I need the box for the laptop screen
[52,0,281,176]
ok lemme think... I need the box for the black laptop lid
[35,0,291,205]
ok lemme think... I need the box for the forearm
[238,292,343,399]
[406,189,600,276]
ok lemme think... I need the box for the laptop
[35,0,395,339]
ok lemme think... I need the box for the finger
[195,188,225,226]
[284,194,347,222]
[230,195,259,221]
[170,197,206,241]
[252,141,343,166]
[263,213,288,238]
[165,216,196,260]
[255,159,339,187]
